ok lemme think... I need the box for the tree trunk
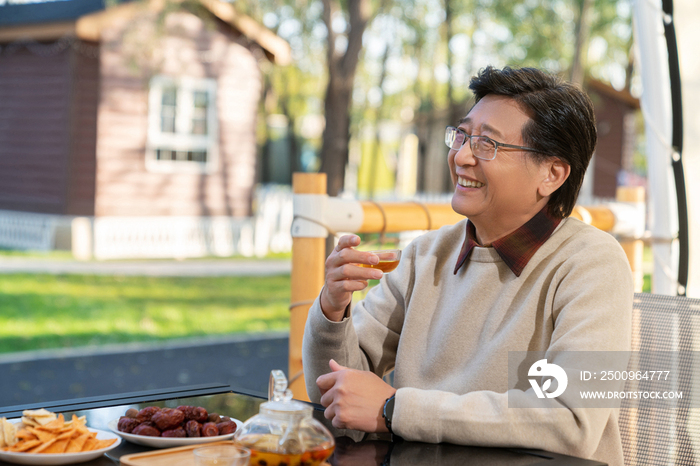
[444,0,459,192]
[570,0,594,85]
[319,0,370,197]
[368,43,391,197]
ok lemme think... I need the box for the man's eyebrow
[457,117,505,139]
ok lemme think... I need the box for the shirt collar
[453,206,562,277]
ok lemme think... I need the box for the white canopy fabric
[633,0,697,296]
[674,0,700,298]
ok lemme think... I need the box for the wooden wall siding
[66,40,100,216]
[94,9,260,218]
[591,91,627,199]
[0,48,72,214]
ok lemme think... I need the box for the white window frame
[146,75,219,174]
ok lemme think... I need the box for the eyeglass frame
[444,125,543,161]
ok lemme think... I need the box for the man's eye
[477,138,495,150]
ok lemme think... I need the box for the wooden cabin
[0,0,290,257]
[586,79,641,199]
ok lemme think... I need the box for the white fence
[0,188,458,259]
[90,185,294,260]
[0,185,294,260]
[0,209,57,251]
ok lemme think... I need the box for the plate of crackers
[0,409,120,465]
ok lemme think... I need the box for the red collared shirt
[453,207,562,277]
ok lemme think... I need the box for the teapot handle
[269,370,293,402]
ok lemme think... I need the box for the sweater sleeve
[302,241,415,403]
[392,232,633,461]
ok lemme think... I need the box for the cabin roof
[0,0,291,65]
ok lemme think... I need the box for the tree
[319,0,371,197]
[248,0,635,197]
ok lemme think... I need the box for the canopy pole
[289,173,327,401]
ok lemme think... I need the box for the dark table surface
[0,387,606,466]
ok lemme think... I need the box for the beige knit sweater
[303,217,633,465]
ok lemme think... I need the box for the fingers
[330,235,380,269]
[329,359,346,372]
[317,361,346,407]
[327,262,382,282]
[316,372,337,394]
[335,234,361,251]
[322,235,382,317]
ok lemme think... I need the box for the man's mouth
[457,177,484,188]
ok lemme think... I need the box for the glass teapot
[234,370,335,466]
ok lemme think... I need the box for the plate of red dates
[107,405,241,448]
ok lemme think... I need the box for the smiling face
[448,94,558,244]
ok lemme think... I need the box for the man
[302,66,633,465]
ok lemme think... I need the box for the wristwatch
[383,394,396,434]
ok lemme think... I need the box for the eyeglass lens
[445,127,464,150]
[445,127,496,160]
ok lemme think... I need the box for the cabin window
[146,76,218,173]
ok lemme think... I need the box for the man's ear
[538,159,571,198]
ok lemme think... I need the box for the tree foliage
[246,0,635,194]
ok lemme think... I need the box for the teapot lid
[261,370,312,416]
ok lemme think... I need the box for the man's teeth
[458,177,484,188]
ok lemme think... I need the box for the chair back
[620,293,700,466]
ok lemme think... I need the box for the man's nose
[454,141,477,166]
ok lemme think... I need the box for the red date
[185,420,202,437]
[217,421,237,435]
[177,405,209,423]
[201,422,219,437]
[117,416,141,433]
[132,424,161,437]
[162,427,187,437]
[136,406,161,423]
[152,408,185,431]
[123,405,231,439]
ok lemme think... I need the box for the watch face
[384,395,396,420]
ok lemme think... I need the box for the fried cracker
[16,430,38,441]
[27,438,57,454]
[21,409,57,427]
[82,436,98,451]
[27,427,54,443]
[0,418,14,448]
[22,409,54,418]
[8,439,42,452]
[20,417,39,427]
[92,438,117,451]
[41,437,71,454]
[65,415,87,428]
[65,433,90,453]
[36,414,65,431]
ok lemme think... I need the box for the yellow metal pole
[616,186,646,292]
[358,201,615,234]
[289,173,326,401]
[358,202,464,232]
[570,205,616,232]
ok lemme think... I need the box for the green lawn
[0,251,652,356]
[0,274,290,354]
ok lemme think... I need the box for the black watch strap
[383,394,396,434]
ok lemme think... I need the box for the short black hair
[468,66,597,218]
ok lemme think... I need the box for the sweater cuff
[307,296,353,348]
[392,387,449,443]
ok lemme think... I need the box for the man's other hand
[317,359,396,432]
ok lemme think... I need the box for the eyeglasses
[444,126,541,161]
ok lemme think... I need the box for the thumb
[329,359,346,372]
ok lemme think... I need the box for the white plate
[107,417,241,448]
[0,425,121,465]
